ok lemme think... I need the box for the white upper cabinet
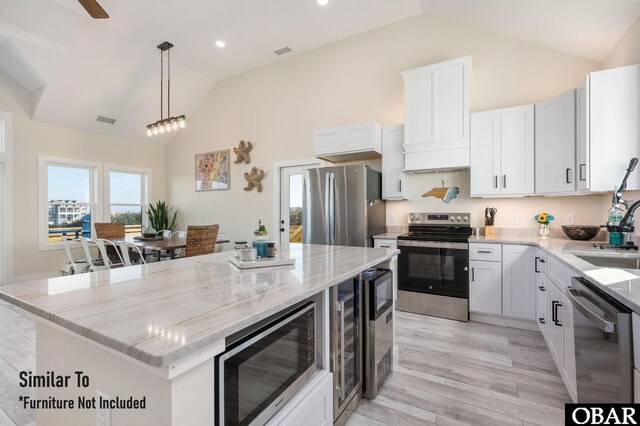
[535,90,576,194]
[402,56,471,171]
[381,125,406,200]
[470,110,501,196]
[583,64,640,192]
[470,105,534,197]
[313,122,381,162]
[576,77,590,192]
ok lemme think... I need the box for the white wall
[166,13,602,241]
[0,72,166,281]
[603,17,640,69]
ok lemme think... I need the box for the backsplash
[385,171,610,230]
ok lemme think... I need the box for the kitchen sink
[575,255,640,269]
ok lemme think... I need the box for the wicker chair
[94,222,125,239]
[184,225,219,258]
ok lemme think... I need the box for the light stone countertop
[470,230,640,313]
[372,232,405,240]
[0,244,399,367]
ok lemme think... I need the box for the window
[46,164,94,244]
[107,170,147,235]
[39,157,151,250]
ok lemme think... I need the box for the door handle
[494,175,498,189]
[502,175,506,188]
[471,268,475,282]
[339,299,346,400]
[399,180,402,192]
[579,164,586,181]
[551,301,557,322]
[566,168,572,184]
[280,228,285,232]
[535,256,540,273]
[538,286,546,291]
[539,317,546,325]
[478,250,492,254]
[380,245,391,248]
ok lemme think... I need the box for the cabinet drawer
[374,239,397,250]
[548,256,576,290]
[469,243,501,262]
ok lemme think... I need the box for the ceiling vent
[96,115,116,125]
[274,47,292,56]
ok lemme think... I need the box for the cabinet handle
[399,180,402,192]
[579,164,586,181]
[494,175,498,189]
[535,256,540,273]
[538,286,546,291]
[539,317,546,325]
[502,175,507,188]
[478,250,492,254]
[471,268,475,282]
[566,168,572,184]
[552,301,562,326]
[539,258,546,264]
[380,245,391,248]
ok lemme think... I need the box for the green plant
[146,201,178,232]
[255,219,268,236]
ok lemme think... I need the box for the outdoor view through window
[47,167,144,242]
[47,165,91,242]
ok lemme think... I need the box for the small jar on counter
[234,241,248,258]
[267,242,277,258]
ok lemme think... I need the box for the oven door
[398,240,469,298]
[215,303,316,426]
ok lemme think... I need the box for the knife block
[484,226,496,238]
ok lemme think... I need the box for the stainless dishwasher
[568,277,633,402]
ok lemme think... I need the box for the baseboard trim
[470,313,539,332]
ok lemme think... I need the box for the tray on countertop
[134,236,165,241]
[229,256,295,269]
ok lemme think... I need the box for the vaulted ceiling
[0,0,638,143]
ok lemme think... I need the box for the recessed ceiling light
[215,40,226,48]
[317,0,328,5]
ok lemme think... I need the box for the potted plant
[145,201,178,237]
[534,212,555,238]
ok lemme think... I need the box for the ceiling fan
[77,0,109,19]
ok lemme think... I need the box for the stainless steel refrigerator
[302,165,385,247]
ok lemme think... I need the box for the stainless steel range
[397,213,471,322]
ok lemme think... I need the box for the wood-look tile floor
[0,298,569,426]
[348,310,570,426]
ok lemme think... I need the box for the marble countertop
[0,244,398,367]
[470,230,640,313]
[372,232,405,240]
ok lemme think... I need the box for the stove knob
[450,216,455,222]
[456,216,462,222]
[463,216,469,222]
[414,215,421,222]
[409,214,415,221]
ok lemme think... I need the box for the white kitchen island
[0,244,398,425]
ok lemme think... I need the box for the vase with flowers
[534,212,554,238]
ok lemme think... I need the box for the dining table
[111,236,231,262]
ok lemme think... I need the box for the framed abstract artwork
[195,150,230,191]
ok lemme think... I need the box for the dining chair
[95,222,126,264]
[171,230,187,238]
[93,239,125,269]
[79,238,107,272]
[61,236,88,275]
[184,225,219,257]
[157,230,172,238]
[118,242,146,267]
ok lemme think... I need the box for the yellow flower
[538,213,547,223]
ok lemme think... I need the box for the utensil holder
[484,226,496,238]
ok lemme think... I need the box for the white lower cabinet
[373,238,397,250]
[470,260,502,315]
[502,245,536,320]
[267,371,333,426]
[535,273,549,340]
[547,279,577,401]
[635,369,640,403]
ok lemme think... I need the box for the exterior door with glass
[279,164,320,249]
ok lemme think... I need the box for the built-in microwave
[214,301,318,426]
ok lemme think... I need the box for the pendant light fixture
[146,41,186,137]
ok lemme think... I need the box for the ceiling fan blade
[77,0,109,19]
